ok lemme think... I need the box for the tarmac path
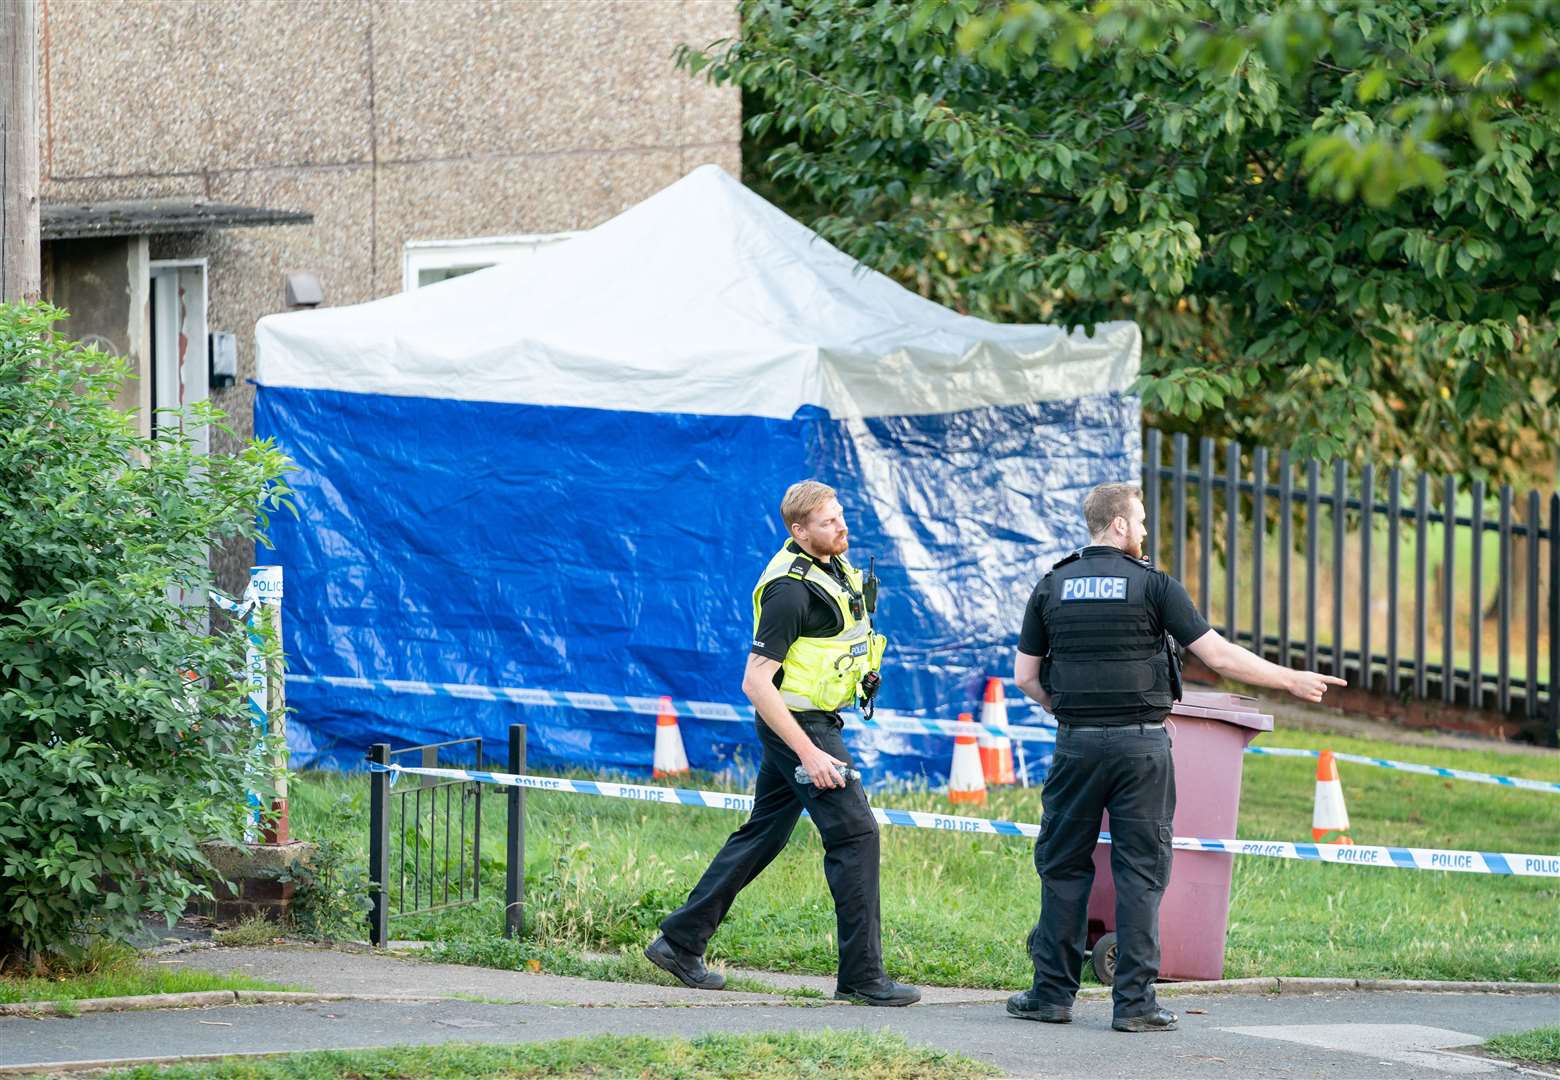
[0,945,1553,1078]
[3,990,1557,1078]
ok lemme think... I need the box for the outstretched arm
[1185,629,1346,703]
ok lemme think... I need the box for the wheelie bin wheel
[1090,932,1118,984]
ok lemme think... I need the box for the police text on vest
[1060,576,1129,601]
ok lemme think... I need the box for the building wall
[40,0,740,590]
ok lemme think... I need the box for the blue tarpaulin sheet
[254,166,1142,784]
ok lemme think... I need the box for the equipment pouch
[866,633,887,673]
[811,668,857,713]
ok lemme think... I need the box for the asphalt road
[4,989,1556,1078]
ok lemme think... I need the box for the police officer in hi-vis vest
[1008,482,1343,1032]
[646,480,920,1006]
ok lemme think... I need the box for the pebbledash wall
[39,0,740,593]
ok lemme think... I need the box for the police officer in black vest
[1007,482,1344,1032]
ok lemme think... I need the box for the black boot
[1112,1007,1178,1032]
[644,935,725,990]
[834,977,921,1006]
[1006,990,1073,1023]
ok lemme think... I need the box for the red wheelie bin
[1084,690,1272,983]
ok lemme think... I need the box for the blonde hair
[1083,482,1142,538]
[780,480,837,531]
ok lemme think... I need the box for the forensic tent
[255,164,1141,780]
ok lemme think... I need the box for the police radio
[858,557,882,719]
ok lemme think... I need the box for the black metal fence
[367,728,527,945]
[1143,430,1560,744]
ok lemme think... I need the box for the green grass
[214,915,288,948]
[98,1032,995,1079]
[291,724,1560,989]
[0,943,296,1005]
[1483,1025,1560,1067]
[1220,727,1560,981]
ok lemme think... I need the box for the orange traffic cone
[652,695,690,778]
[949,712,988,805]
[1311,749,1352,844]
[978,677,1016,786]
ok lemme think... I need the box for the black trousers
[1028,723,1176,1019]
[658,715,884,989]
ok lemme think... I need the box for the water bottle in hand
[794,764,860,787]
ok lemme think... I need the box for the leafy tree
[682,0,1560,482]
[0,303,293,969]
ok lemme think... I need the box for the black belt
[1059,721,1166,731]
[793,712,845,730]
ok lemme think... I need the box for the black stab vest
[1039,547,1173,722]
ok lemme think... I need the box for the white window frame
[402,232,580,292]
[148,257,210,454]
[148,257,211,619]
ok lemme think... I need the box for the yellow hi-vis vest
[751,545,887,713]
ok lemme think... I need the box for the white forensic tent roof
[256,165,1140,420]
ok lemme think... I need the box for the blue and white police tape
[365,763,1560,878]
[210,588,270,828]
[297,674,1560,795]
[1153,835,1560,876]
[290,673,1055,744]
[1244,746,1560,795]
[209,588,254,617]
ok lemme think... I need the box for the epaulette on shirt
[1050,550,1083,571]
[1123,549,1162,573]
[782,552,847,613]
[1046,547,1161,578]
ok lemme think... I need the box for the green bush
[0,302,294,969]
[280,793,375,940]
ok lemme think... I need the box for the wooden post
[1,0,40,302]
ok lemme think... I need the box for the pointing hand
[1287,671,1348,703]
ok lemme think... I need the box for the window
[402,233,579,292]
[148,259,209,454]
[148,258,210,617]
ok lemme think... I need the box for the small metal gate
[367,726,526,946]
